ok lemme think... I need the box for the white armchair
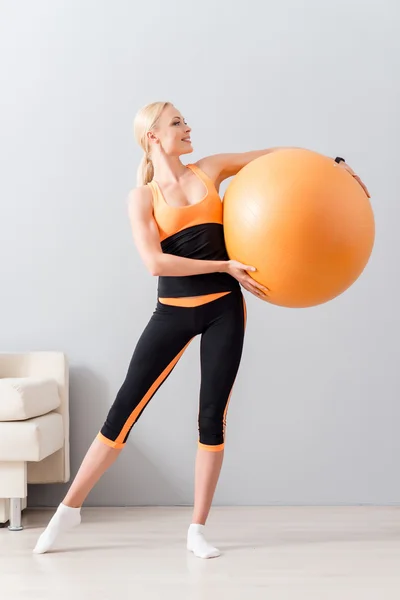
[0,352,70,530]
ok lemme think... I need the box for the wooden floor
[1,506,400,599]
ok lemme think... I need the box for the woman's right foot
[33,503,81,554]
[187,523,221,559]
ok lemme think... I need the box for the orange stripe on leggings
[114,338,194,446]
[159,292,231,307]
[97,432,126,449]
[198,442,225,452]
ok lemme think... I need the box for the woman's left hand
[335,160,371,198]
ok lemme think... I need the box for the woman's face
[149,104,193,156]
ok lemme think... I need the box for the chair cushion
[0,377,60,421]
[0,412,64,461]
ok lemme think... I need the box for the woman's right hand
[225,260,269,300]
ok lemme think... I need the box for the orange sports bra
[147,164,239,307]
[148,164,223,242]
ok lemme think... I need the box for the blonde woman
[33,102,368,557]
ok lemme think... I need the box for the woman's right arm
[127,187,268,298]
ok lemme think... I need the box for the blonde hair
[133,101,171,186]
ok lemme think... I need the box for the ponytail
[137,153,154,186]
[133,101,171,187]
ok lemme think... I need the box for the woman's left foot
[187,523,221,559]
[33,503,81,554]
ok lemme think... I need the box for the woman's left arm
[197,148,370,198]
[196,147,289,187]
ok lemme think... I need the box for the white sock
[187,523,221,559]
[33,503,81,554]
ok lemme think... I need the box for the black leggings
[98,289,247,451]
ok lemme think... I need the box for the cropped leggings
[97,289,247,452]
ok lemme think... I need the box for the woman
[33,102,369,557]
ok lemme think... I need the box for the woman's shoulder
[189,156,224,191]
[126,185,155,218]
[192,156,217,177]
[192,155,226,186]
[126,184,153,205]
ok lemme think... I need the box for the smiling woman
[134,103,194,188]
[33,100,369,560]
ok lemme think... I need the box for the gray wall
[1,0,399,507]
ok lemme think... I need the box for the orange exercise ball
[223,149,375,308]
